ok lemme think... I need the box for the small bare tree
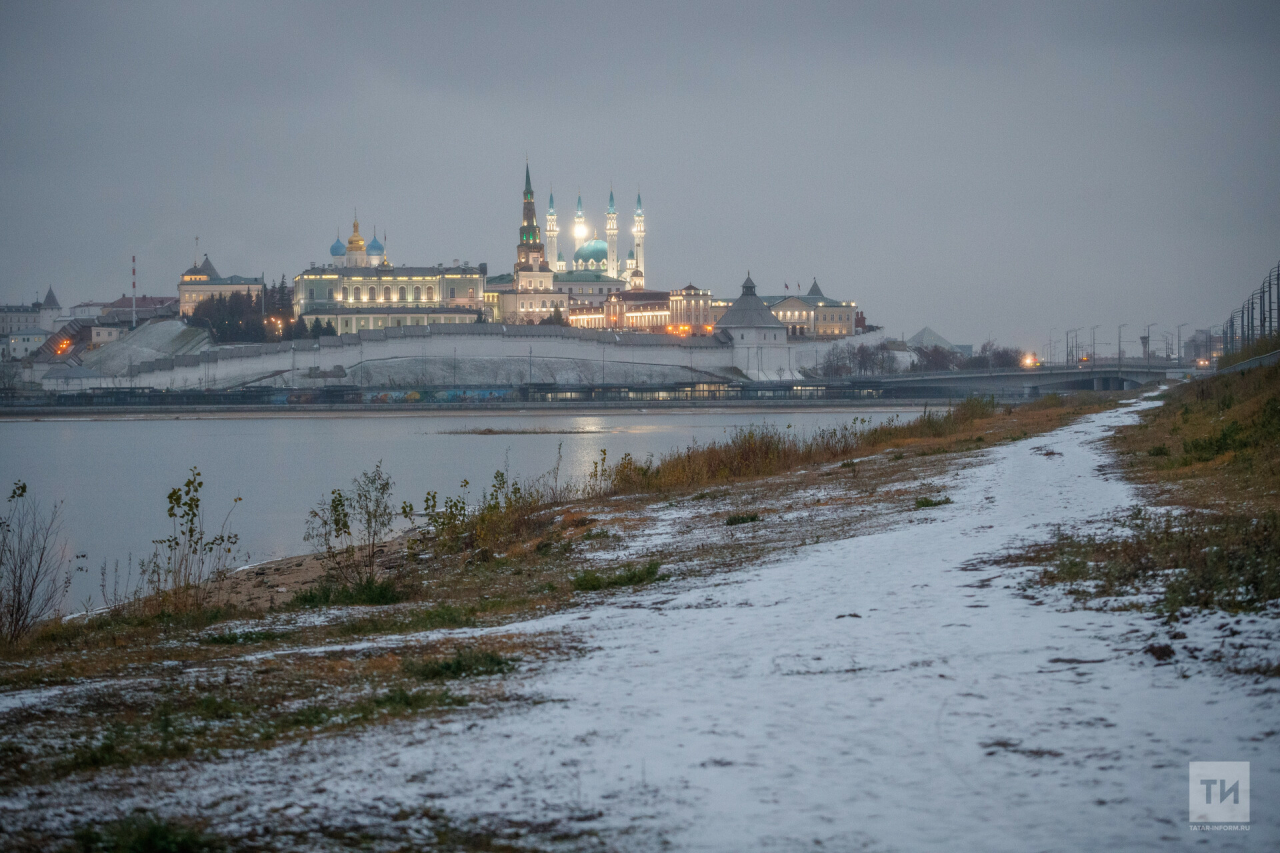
[0,482,78,644]
[141,468,241,614]
[305,462,396,587]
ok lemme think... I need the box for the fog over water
[0,407,917,608]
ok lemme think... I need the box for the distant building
[6,328,51,360]
[293,214,485,333]
[668,284,715,335]
[1,288,62,343]
[761,280,857,338]
[178,255,265,316]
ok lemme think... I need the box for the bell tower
[515,164,548,274]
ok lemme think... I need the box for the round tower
[632,193,645,276]
[545,189,559,272]
[573,194,587,253]
[606,188,619,279]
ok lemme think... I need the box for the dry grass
[1111,361,1280,513]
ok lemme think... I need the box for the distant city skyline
[2,1,1278,353]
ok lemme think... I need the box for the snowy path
[14,402,1279,850]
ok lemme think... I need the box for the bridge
[870,361,1184,398]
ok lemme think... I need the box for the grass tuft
[72,814,223,853]
[402,648,514,680]
[915,496,953,509]
[725,513,760,526]
[572,560,665,592]
[289,578,406,608]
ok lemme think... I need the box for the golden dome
[346,217,366,253]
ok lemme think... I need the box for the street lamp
[1089,324,1101,364]
[1118,323,1127,364]
[1145,323,1156,369]
[1176,322,1188,367]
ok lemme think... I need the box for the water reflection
[1,407,920,606]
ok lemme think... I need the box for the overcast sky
[2,1,1277,353]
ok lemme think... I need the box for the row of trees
[819,339,1026,378]
[190,289,335,343]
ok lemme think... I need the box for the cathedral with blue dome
[328,215,385,268]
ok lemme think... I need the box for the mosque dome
[367,233,384,255]
[573,238,608,265]
[330,237,346,257]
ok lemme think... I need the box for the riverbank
[3,388,1276,850]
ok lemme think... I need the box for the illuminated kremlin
[282,165,862,339]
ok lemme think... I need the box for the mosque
[488,167,652,325]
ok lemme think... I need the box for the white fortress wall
[42,324,839,390]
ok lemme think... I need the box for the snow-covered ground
[7,401,1277,850]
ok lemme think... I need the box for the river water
[0,406,919,608]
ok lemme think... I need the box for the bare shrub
[0,482,79,643]
[139,468,242,615]
[305,462,396,586]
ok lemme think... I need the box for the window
[341,287,348,301]
[413,286,421,300]
[425,286,434,301]
[469,288,474,297]
[327,288,334,300]
[449,287,456,298]
[383,286,391,302]
[541,300,548,309]
[398,286,407,301]
[343,319,351,329]
[520,301,525,310]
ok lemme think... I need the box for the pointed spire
[576,193,583,215]
[635,192,643,214]
[523,163,533,200]
[608,187,616,214]
[548,186,556,214]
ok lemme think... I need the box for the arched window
[383,286,391,302]
[425,286,434,301]
[541,300,548,309]
[413,286,421,301]
[398,286,407,302]
[341,287,348,301]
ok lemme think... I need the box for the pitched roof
[806,278,824,298]
[42,287,60,309]
[907,327,956,351]
[714,274,785,330]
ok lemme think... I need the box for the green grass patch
[915,496,953,509]
[200,630,287,645]
[1147,444,1171,457]
[289,578,406,608]
[726,513,760,526]
[572,560,666,592]
[334,604,474,637]
[402,648,514,680]
[72,814,223,853]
